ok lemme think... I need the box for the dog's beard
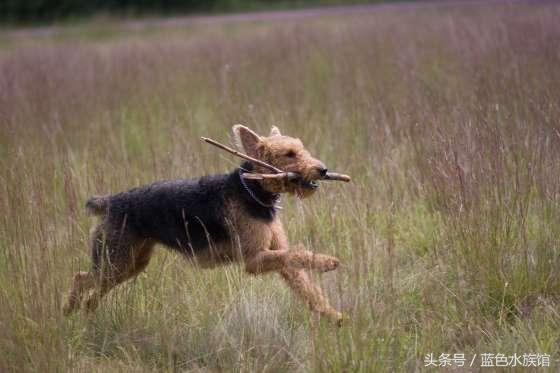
[261,180,287,194]
[286,180,319,199]
[261,179,318,198]
[293,186,317,199]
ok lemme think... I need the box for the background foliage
[0,0,391,24]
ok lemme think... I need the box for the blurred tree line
[0,0,381,24]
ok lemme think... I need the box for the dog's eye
[285,150,296,158]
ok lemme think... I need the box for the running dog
[63,125,343,324]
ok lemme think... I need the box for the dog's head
[233,125,327,198]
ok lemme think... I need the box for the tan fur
[280,267,342,324]
[64,235,155,315]
[63,125,342,325]
[62,271,95,316]
[226,198,341,321]
[234,125,327,198]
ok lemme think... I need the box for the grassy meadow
[1,1,560,371]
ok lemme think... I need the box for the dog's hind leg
[63,225,104,316]
[280,266,343,325]
[63,271,95,316]
[84,237,154,313]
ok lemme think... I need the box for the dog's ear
[232,125,262,157]
[269,125,282,137]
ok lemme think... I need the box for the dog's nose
[317,166,328,177]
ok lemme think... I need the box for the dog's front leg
[244,251,343,325]
[279,266,343,325]
[286,243,340,272]
[244,223,340,274]
[243,222,343,325]
[272,224,343,324]
[245,248,340,273]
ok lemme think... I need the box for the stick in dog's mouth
[242,171,351,184]
[201,136,352,186]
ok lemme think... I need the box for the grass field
[1,1,560,371]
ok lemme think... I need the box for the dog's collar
[238,169,281,209]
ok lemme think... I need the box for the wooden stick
[242,172,299,181]
[323,172,352,182]
[201,137,283,173]
[201,136,351,183]
[242,172,351,182]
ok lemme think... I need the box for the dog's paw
[322,310,345,327]
[62,303,74,317]
[334,312,346,327]
[319,255,340,272]
[84,295,99,313]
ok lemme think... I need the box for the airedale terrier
[63,125,342,323]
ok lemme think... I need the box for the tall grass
[1,2,560,371]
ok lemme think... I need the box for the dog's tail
[85,195,109,216]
